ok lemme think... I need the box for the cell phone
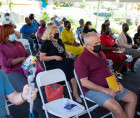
[64,104,77,110]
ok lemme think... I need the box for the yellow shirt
[61,28,75,43]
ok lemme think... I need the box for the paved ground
[9,59,140,118]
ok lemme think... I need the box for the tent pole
[95,0,100,30]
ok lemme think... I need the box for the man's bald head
[84,32,100,45]
[84,32,101,54]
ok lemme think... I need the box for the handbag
[45,83,63,102]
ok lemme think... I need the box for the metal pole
[95,0,100,30]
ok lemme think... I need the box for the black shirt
[134,33,140,46]
[83,28,97,34]
[125,34,132,44]
[40,38,66,65]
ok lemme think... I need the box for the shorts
[124,48,140,58]
[85,89,129,106]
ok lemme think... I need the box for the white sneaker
[137,111,140,116]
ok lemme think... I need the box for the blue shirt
[77,26,83,37]
[31,19,39,32]
[58,27,64,35]
[0,70,15,118]
[20,24,35,39]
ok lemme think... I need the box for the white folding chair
[5,100,10,116]
[16,39,32,55]
[36,69,85,118]
[74,70,114,118]
[35,33,41,57]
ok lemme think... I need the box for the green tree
[0,2,2,7]
[41,12,50,24]
[78,2,87,8]
[54,2,74,7]
[6,0,14,11]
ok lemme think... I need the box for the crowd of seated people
[100,24,127,79]
[20,17,39,53]
[1,12,140,118]
[101,20,117,39]
[117,23,140,72]
[0,24,45,118]
[40,25,82,103]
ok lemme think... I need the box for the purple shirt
[37,27,47,43]
[0,41,29,74]
[74,48,112,94]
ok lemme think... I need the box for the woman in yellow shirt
[61,21,84,56]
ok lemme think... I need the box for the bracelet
[21,92,26,101]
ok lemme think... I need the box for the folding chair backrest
[36,69,66,87]
[16,39,32,55]
[36,69,73,107]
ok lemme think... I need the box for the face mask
[6,16,10,20]
[124,27,129,32]
[137,29,140,34]
[9,34,17,42]
[61,24,64,28]
[105,31,110,35]
[93,45,101,53]
[88,25,92,30]
[42,24,46,28]
[55,18,58,21]
[67,26,71,30]
[50,20,54,24]
[106,24,110,26]
[28,23,31,26]
[54,33,59,39]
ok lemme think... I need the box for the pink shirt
[37,27,47,43]
[0,41,29,74]
[74,48,112,94]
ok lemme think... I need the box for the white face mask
[60,24,64,28]
[88,25,92,30]
[6,16,10,20]
[50,20,54,23]
[9,34,17,42]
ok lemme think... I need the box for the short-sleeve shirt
[37,27,47,35]
[134,33,140,45]
[74,48,112,94]
[0,41,29,74]
[100,33,115,47]
[58,27,64,35]
[0,69,15,118]
[61,28,75,44]
[31,19,39,32]
[1,19,16,27]
[40,38,66,65]
[20,24,35,39]
[37,27,47,43]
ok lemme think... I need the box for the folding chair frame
[36,69,84,118]
[74,70,114,118]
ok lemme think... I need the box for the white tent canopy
[120,0,140,2]
[55,0,140,2]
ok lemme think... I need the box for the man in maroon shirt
[74,32,137,118]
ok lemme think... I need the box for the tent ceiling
[55,0,116,2]
[119,0,140,2]
[35,0,140,2]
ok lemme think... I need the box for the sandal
[115,72,123,80]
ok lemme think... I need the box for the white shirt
[1,19,16,27]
